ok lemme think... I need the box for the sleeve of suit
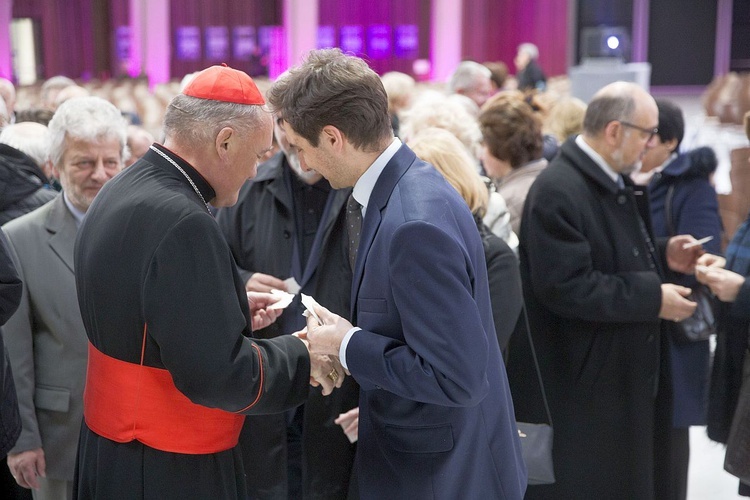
[346,220,490,407]
[143,213,310,415]
[524,180,663,323]
[1,230,43,453]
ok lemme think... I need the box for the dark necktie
[346,193,362,270]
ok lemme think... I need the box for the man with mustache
[2,97,127,500]
[217,115,358,499]
[511,81,703,499]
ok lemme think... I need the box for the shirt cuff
[339,327,361,371]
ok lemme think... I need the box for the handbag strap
[665,183,677,237]
[521,303,553,426]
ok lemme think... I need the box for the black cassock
[73,145,311,499]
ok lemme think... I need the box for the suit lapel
[46,196,78,274]
[350,145,415,319]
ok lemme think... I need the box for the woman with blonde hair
[408,127,522,352]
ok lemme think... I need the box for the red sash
[83,328,246,455]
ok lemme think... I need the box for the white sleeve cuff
[339,327,361,370]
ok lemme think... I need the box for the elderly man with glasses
[509,81,705,500]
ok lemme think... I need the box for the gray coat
[2,195,85,481]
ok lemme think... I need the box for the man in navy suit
[268,48,526,499]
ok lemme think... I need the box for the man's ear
[320,125,345,152]
[215,127,234,160]
[603,120,623,146]
[665,137,679,153]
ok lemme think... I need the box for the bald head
[580,82,658,174]
[0,78,16,116]
[125,125,155,167]
[583,82,656,137]
[53,85,91,110]
[40,76,76,110]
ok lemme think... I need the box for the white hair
[0,122,50,166]
[447,61,492,94]
[47,96,128,167]
[400,90,483,162]
[518,43,539,60]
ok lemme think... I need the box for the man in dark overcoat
[216,116,358,499]
[510,81,703,499]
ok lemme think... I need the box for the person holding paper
[638,99,722,499]
[268,48,526,499]
[509,82,703,500]
[72,65,342,499]
[216,114,358,499]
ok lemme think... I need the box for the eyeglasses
[619,121,658,140]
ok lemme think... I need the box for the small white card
[301,293,322,325]
[268,289,295,310]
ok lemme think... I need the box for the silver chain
[149,145,211,213]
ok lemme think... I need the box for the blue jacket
[648,146,722,427]
[347,145,526,499]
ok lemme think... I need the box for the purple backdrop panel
[176,26,202,61]
[318,25,336,49]
[340,25,364,55]
[233,26,256,60]
[367,25,391,59]
[395,24,418,59]
[115,26,131,61]
[205,26,229,61]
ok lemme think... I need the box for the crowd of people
[0,41,748,500]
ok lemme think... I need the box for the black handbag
[517,305,555,485]
[664,183,717,343]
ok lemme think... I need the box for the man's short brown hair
[267,49,392,152]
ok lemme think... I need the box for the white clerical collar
[63,192,86,226]
[352,137,401,218]
[575,135,621,185]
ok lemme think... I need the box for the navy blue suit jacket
[346,145,526,499]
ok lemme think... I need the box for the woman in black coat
[639,99,723,500]
[408,127,523,352]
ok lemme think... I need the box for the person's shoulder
[2,194,57,234]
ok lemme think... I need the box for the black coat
[216,153,358,499]
[0,144,55,226]
[74,146,312,499]
[477,219,522,353]
[0,229,22,456]
[510,138,669,499]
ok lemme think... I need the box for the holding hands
[696,253,745,303]
[293,332,346,395]
[293,300,354,395]
[666,235,706,274]
[303,302,354,357]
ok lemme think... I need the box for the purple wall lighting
[395,24,418,59]
[367,25,391,59]
[340,25,364,55]
[233,26,256,61]
[176,26,201,61]
[205,26,229,61]
[318,25,336,49]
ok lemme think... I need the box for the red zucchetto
[182,63,265,106]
